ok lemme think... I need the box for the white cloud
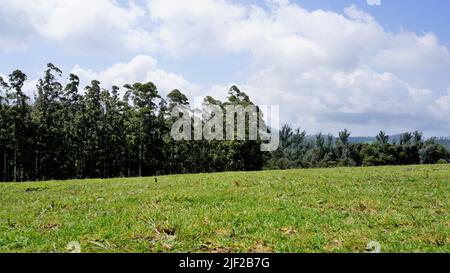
[71,55,200,97]
[144,1,450,134]
[366,0,382,6]
[0,38,27,53]
[22,79,38,100]
[429,88,450,131]
[147,0,246,57]
[438,88,450,108]
[0,0,156,53]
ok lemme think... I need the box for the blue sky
[1,0,449,136]
[297,0,450,46]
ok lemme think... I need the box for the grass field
[0,165,449,253]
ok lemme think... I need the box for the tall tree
[376,131,389,145]
[7,70,31,181]
[34,63,65,180]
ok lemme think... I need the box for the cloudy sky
[1,0,450,136]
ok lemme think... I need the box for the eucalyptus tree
[102,86,127,177]
[0,76,10,181]
[412,131,423,147]
[376,131,389,146]
[337,129,351,161]
[165,89,193,174]
[83,80,104,178]
[223,85,264,171]
[125,82,163,176]
[63,74,82,178]
[34,63,66,180]
[400,132,413,145]
[5,70,31,181]
[338,129,350,146]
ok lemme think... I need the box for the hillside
[0,165,449,253]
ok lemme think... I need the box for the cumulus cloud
[0,0,156,53]
[71,55,200,97]
[367,0,382,6]
[147,0,246,57]
[143,0,450,134]
[429,87,450,132]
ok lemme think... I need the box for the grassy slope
[0,165,449,253]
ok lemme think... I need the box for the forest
[0,64,449,182]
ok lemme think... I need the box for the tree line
[0,64,265,182]
[266,125,450,170]
[0,64,448,182]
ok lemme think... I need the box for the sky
[1,0,449,136]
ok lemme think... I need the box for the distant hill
[348,136,376,144]
[435,137,450,150]
[348,134,403,144]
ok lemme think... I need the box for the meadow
[0,165,448,253]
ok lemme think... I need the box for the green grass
[1,165,449,253]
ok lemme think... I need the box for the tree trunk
[13,149,17,182]
[139,122,142,177]
[127,149,130,177]
[3,150,6,182]
[35,149,38,181]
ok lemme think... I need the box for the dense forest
[344,135,450,150]
[0,64,449,182]
[266,126,449,170]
